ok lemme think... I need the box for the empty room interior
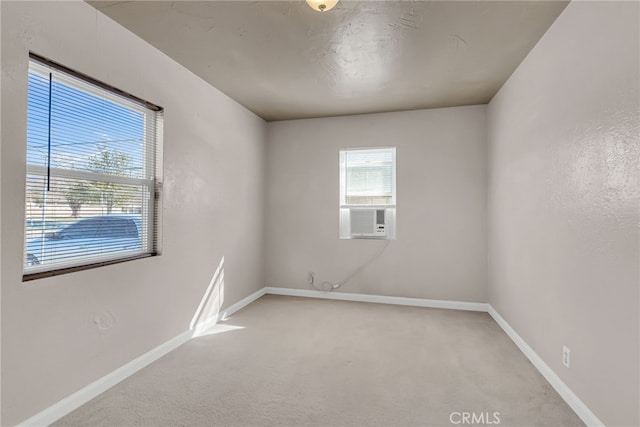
[0,0,638,426]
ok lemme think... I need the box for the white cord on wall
[311,239,391,292]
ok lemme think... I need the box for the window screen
[23,54,163,279]
[339,147,396,239]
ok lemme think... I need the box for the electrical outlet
[562,345,570,368]
[307,272,314,285]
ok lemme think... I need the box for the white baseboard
[18,329,193,427]
[487,306,604,427]
[17,287,267,427]
[264,286,489,312]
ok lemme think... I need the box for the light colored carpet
[55,295,583,427]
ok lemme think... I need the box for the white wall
[487,2,639,426]
[0,2,265,424]
[266,106,487,302]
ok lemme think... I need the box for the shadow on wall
[190,256,226,336]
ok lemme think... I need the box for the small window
[339,147,396,239]
[23,54,163,280]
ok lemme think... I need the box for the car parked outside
[25,215,142,268]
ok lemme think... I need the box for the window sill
[22,253,158,282]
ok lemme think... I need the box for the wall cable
[311,239,390,292]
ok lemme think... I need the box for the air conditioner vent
[349,208,386,238]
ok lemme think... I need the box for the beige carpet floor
[55,295,583,427]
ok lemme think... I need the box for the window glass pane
[344,149,394,205]
[28,69,147,177]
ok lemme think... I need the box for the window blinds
[24,54,162,277]
[341,148,395,206]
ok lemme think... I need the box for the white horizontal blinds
[24,57,161,274]
[344,148,395,205]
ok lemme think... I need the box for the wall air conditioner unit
[350,208,386,238]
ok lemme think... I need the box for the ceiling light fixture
[305,0,339,12]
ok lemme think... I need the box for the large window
[339,147,396,239]
[23,54,163,279]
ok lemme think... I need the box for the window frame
[339,146,397,240]
[22,53,163,281]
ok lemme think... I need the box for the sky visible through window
[27,70,145,177]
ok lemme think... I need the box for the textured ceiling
[89,1,569,121]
